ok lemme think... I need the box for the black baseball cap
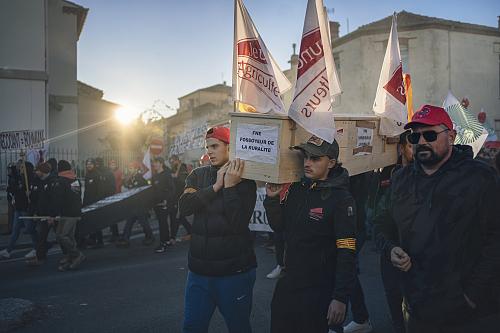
[291,135,340,159]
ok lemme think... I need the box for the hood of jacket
[301,165,350,191]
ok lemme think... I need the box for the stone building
[165,83,232,165]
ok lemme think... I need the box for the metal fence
[0,148,141,188]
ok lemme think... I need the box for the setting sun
[115,107,137,125]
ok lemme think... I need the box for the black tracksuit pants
[271,277,343,333]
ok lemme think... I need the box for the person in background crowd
[0,161,37,260]
[86,157,116,247]
[108,159,123,241]
[264,137,357,333]
[116,161,155,248]
[4,163,18,235]
[377,105,500,332]
[179,126,257,333]
[199,154,210,167]
[50,160,85,271]
[151,157,175,253]
[169,155,192,244]
[47,158,58,178]
[344,171,373,333]
[26,162,56,266]
[82,158,103,249]
[371,130,413,333]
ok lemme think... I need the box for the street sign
[150,138,164,155]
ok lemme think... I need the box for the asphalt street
[0,226,394,333]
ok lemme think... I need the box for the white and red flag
[373,13,407,136]
[288,0,341,143]
[233,0,291,114]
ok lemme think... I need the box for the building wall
[0,0,47,136]
[77,91,120,159]
[47,0,79,150]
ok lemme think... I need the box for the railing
[0,148,141,188]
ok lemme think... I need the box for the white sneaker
[266,265,282,279]
[24,249,36,259]
[343,320,373,333]
[0,249,11,259]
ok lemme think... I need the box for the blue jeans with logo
[183,268,256,333]
[6,211,37,252]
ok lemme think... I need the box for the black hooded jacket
[179,165,257,277]
[264,166,357,304]
[376,145,500,323]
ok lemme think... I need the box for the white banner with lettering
[235,123,279,164]
[249,187,272,232]
[0,129,45,150]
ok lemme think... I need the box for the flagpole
[232,0,239,110]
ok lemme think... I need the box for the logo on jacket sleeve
[308,207,324,221]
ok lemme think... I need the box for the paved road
[0,230,394,333]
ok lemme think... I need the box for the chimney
[289,43,299,68]
[498,16,500,29]
[329,21,340,41]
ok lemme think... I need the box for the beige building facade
[0,0,87,152]
[165,83,232,165]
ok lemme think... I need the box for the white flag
[142,147,152,180]
[443,92,488,157]
[288,0,341,143]
[373,13,407,136]
[233,0,291,114]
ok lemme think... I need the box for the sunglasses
[408,129,448,144]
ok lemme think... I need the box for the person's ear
[449,129,456,145]
[328,159,336,169]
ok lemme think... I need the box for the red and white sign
[373,13,407,136]
[288,0,342,143]
[233,0,291,114]
[150,138,164,156]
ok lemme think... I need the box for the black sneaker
[154,243,168,253]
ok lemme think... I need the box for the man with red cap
[377,104,500,332]
[179,126,257,333]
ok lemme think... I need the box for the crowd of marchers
[2,103,500,333]
[1,154,201,271]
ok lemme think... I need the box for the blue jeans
[6,211,37,252]
[183,268,256,333]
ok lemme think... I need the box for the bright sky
[76,0,500,118]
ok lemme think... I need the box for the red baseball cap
[404,104,453,130]
[206,126,230,144]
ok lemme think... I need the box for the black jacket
[172,163,188,202]
[8,173,32,212]
[83,170,101,206]
[376,145,500,323]
[98,167,116,197]
[48,172,82,218]
[179,165,257,276]
[264,166,357,304]
[151,168,175,206]
[29,174,56,216]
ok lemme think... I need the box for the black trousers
[271,278,343,333]
[274,232,285,267]
[380,254,405,333]
[169,206,192,240]
[403,303,498,333]
[36,220,51,260]
[154,206,170,242]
